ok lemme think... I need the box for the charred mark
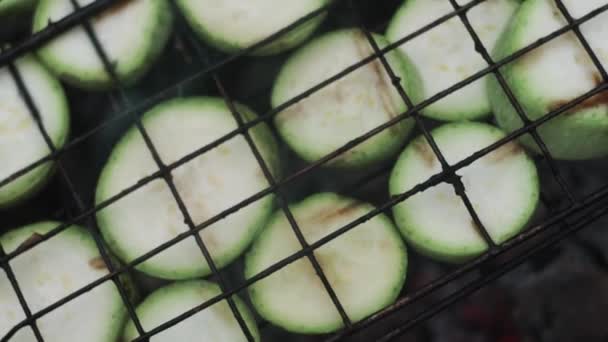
[17,233,44,252]
[88,257,107,270]
[353,31,401,132]
[488,142,523,162]
[549,74,608,114]
[315,201,363,224]
[413,140,436,168]
[95,0,132,22]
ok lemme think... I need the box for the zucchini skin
[32,0,174,91]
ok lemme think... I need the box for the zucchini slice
[389,122,539,263]
[32,0,173,90]
[245,193,407,334]
[489,0,608,160]
[96,97,280,280]
[0,0,37,17]
[0,221,135,342]
[123,280,260,342]
[386,0,519,121]
[272,29,422,169]
[0,55,69,208]
[174,0,329,56]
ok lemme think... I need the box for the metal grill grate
[2,0,608,341]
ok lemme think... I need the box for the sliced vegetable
[272,28,422,169]
[32,0,173,90]
[174,0,329,56]
[245,193,407,334]
[488,0,608,159]
[0,221,135,342]
[386,0,519,121]
[390,122,539,263]
[123,280,260,341]
[96,97,280,280]
[0,55,69,208]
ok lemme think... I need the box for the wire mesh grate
[1,0,608,341]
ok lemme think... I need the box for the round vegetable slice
[488,0,608,160]
[386,0,519,121]
[32,0,173,90]
[245,193,407,334]
[0,55,69,208]
[96,97,280,280]
[174,0,329,56]
[123,280,260,342]
[0,0,37,17]
[390,122,539,263]
[0,221,135,342]
[272,28,422,169]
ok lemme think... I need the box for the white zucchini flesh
[272,29,422,169]
[386,0,519,121]
[0,56,69,208]
[96,97,280,280]
[32,0,173,90]
[175,0,329,56]
[488,0,608,160]
[0,222,133,342]
[389,122,539,263]
[245,193,407,334]
[123,280,260,342]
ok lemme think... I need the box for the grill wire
[1,0,608,341]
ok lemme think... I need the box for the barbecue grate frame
[1,0,608,341]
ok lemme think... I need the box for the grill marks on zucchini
[390,122,539,263]
[272,29,422,169]
[0,56,69,208]
[488,0,608,159]
[0,222,133,342]
[352,32,401,126]
[245,193,407,334]
[548,73,608,113]
[32,0,173,90]
[94,0,132,21]
[386,0,520,121]
[95,97,280,280]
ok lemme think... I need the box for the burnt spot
[353,31,401,132]
[517,45,548,70]
[89,257,107,270]
[315,201,363,224]
[17,233,44,252]
[549,75,608,114]
[488,142,524,163]
[274,102,306,126]
[95,0,133,22]
[413,141,436,168]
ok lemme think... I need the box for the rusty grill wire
[1,0,608,341]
